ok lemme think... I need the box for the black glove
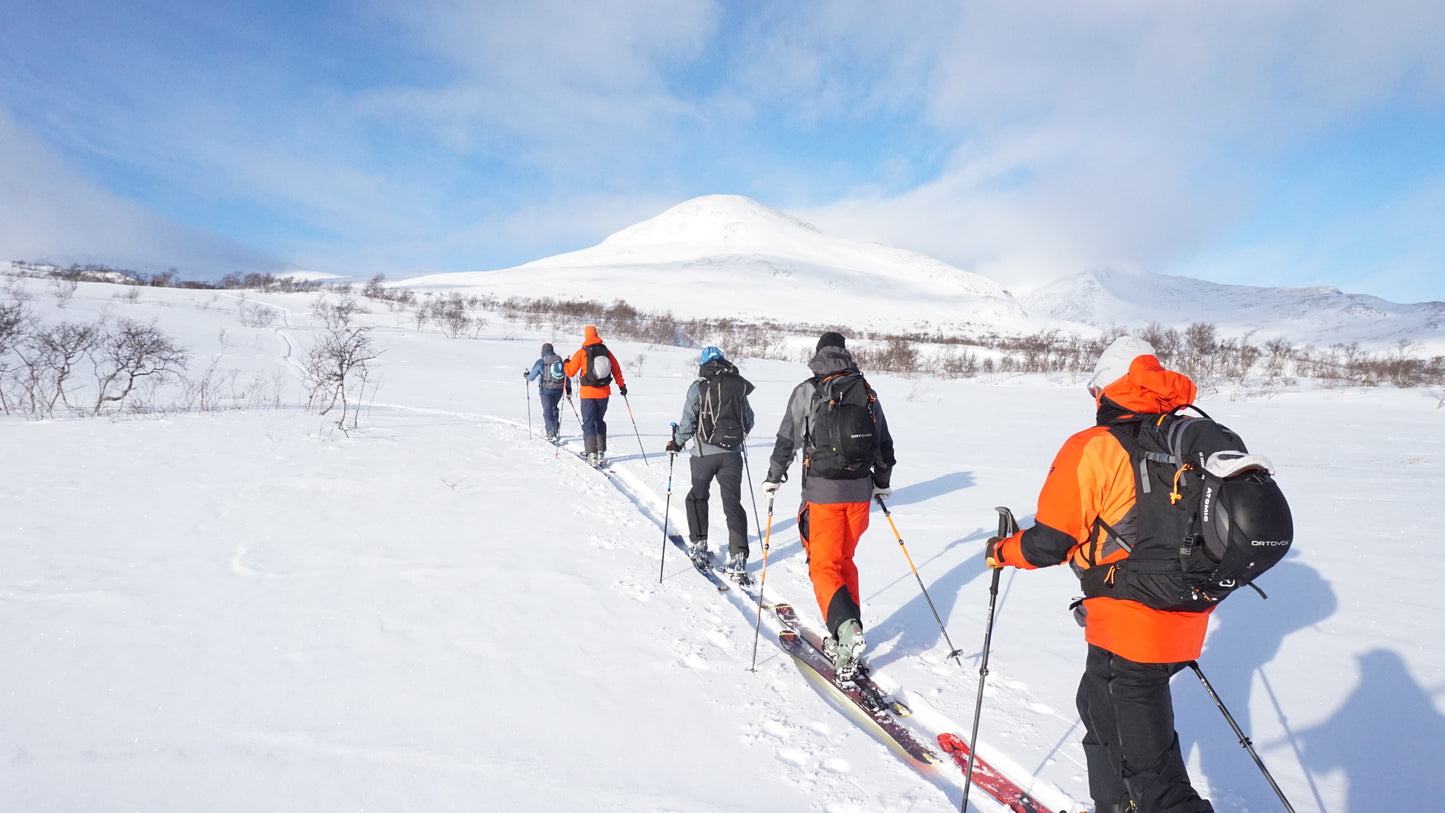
[618,385,628,396]
[522,370,529,378]
[665,439,683,454]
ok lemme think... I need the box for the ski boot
[688,539,710,569]
[724,552,751,585]
[832,619,866,682]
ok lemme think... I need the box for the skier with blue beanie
[523,342,571,442]
[667,346,756,583]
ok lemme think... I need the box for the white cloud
[0,107,282,276]
[793,2,1445,291]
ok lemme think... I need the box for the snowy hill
[399,197,1445,354]
[402,195,1042,336]
[1018,267,1445,353]
[4,272,1445,811]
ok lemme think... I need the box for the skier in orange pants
[762,332,894,680]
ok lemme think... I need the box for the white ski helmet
[1088,335,1156,397]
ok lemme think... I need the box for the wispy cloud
[1,0,1442,299]
[0,107,283,274]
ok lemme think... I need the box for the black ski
[773,603,910,717]
[775,626,940,767]
[668,533,729,592]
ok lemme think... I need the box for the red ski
[937,732,1065,813]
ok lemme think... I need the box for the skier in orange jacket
[986,336,1215,813]
[563,325,627,467]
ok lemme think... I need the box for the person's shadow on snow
[1293,648,1445,811]
[865,501,1000,672]
[1181,559,1338,811]
[884,470,975,509]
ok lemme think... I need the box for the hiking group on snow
[523,326,1294,813]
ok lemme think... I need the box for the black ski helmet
[1200,465,1293,587]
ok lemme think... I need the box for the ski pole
[567,391,583,430]
[523,376,533,437]
[740,443,765,549]
[875,496,965,668]
[621,391,649,466]
[961,506,1015,813]
[1190,661,1297,813]
[660,424,678,584]
[748,492,775,672]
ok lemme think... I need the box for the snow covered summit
[403,195,1035,335]
[1018,267,1445,352]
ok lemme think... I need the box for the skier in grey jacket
[667,346,756,582]
[762,331,895,679]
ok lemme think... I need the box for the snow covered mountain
[403,195,1445,353]
[1017,267,1445,352]
[402,195,1042,336]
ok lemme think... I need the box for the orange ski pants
[798,500,870,633]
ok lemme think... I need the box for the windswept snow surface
[4,276,1445,812]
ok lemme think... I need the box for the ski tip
[937,732,966,751]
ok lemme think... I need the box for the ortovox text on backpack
[697,361,753,450]
[580,344,613,387]
[1081,405,1293,612]
[805,371,879,479]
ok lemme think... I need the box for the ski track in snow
[497,424,1086,813]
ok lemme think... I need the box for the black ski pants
[1076,645,1214,813]
[684,452,748,556]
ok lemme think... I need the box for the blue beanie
[699,346,724,365]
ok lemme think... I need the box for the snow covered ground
[4,276,1444,812]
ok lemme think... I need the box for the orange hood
[1099,354,1197,414]
[582,325,602,346]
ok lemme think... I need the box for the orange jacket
[563,326,626,400]
[994,354,1211,663]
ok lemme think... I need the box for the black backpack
[1084,405,1294,612]
[579,343,613,387]
[805,371,879,479]
[696,360,753,450]
[540,352,566,390]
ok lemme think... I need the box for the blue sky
[2,0,1442,303]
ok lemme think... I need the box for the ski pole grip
[995,505,1018,538]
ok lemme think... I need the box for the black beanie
[816,331,846,351]
[541,343,554,354]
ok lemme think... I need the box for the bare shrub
[431,294,475,339]
[0,302,32,414]
[302,297,381,430]
[7,320,98,416]
[51,276,80,305]
[238,298,278,328]
[182,356,237,412]
[90,317,190,414]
